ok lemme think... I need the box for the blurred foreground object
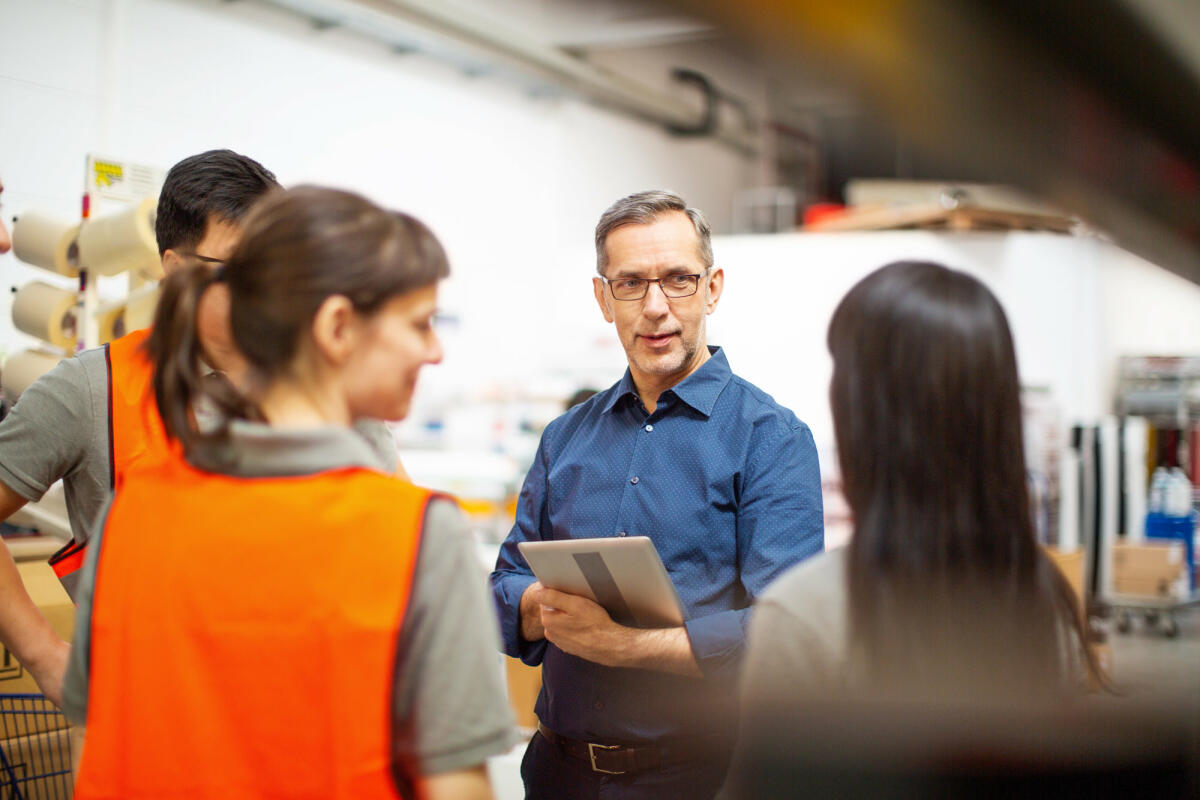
[724,699,1199,799]
[676,0,1200,283]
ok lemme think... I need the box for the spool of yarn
[77,197,159,278]
[11,213,81,277]
[123,286,160,333]
[1,350,65,400]
[12,281,79,350]
[97,306,127,344]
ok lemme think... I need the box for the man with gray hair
[492,190,824,798]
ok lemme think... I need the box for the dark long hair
[147,185,449,454]
[829,261,1103,696]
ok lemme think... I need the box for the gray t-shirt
[719,548,1090,800]
[63,421,516,778]
[737,547,1085,705]
[0,348,110,542]
[0,342,398,544]
[739,546,852,704]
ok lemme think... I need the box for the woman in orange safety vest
[63,186,515,799]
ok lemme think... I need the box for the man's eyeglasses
[602,272,706,301]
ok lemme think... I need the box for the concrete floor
[1103,601,1200,710]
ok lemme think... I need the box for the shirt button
[630,476,639,485]
[594,700,605,711]
[617,531,627,537]
[645,424,653,432]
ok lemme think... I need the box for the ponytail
[144,261,258,454]
[144,186,451,457]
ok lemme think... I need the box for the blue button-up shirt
[491,347,823,746]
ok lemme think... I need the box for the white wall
[707,230,1200,472]
[0,0,755,376]
[1096,244,1200,402]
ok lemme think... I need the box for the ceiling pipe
[255,0,761,156]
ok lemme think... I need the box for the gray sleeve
[393,499,517,777]
[738,599,837,716]
[721,593,843,800]
[737,553,849,717]
[0,356,98,503]
[62,494,113,724]
[353,419,400,474]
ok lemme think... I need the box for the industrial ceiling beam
[256,0,761,156]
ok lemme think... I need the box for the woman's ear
[309,295,359,365]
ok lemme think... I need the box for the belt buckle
[587,742,626,775]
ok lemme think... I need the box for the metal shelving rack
[1103,356,1200,637]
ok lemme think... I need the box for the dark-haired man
[492,190,824,798]
[0,151,278,703]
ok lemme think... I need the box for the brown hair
[147,185,449,454]
[828,261,1105,696]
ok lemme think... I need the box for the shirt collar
[602,346,731,418]
[191,420,392,477]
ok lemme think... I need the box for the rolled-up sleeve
[489,434,550,666]
[686,417,824,680]
[0,357,94,503]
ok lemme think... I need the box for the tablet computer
[518,536,687,629]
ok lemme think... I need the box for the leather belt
[536,721,716,776]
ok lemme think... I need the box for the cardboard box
[505,657,541,731]
[1112,541,1185,575]
[1111,542,1186,600]
[0,725,81,798]
[0,561,74,738]
[1113,574,1181,599]
[1043,546,1085,602]
[2,536,66,564]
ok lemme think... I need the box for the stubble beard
[633,335,698,379]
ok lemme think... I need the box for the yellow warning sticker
[92,160,125,188]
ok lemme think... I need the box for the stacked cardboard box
[505,657,541,731]
[1111,541,1187,599]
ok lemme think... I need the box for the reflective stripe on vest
[76,457,430,799]
[51,329,170,597]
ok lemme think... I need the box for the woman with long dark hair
[63,186,514,799]
[721,261,1104,794]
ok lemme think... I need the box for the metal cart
[1094,357,1200,639]
[1107,592,1200,638]
[0,694,74,799]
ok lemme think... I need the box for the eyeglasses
[602,272,706,301]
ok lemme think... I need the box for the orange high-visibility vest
[105,327,172,491]
[75,455,432,800]
[49,328,171,588]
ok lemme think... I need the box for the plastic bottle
[1148,466,1170,515]
[1167,468,1192,518]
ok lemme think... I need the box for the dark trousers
[520,730,732,800]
